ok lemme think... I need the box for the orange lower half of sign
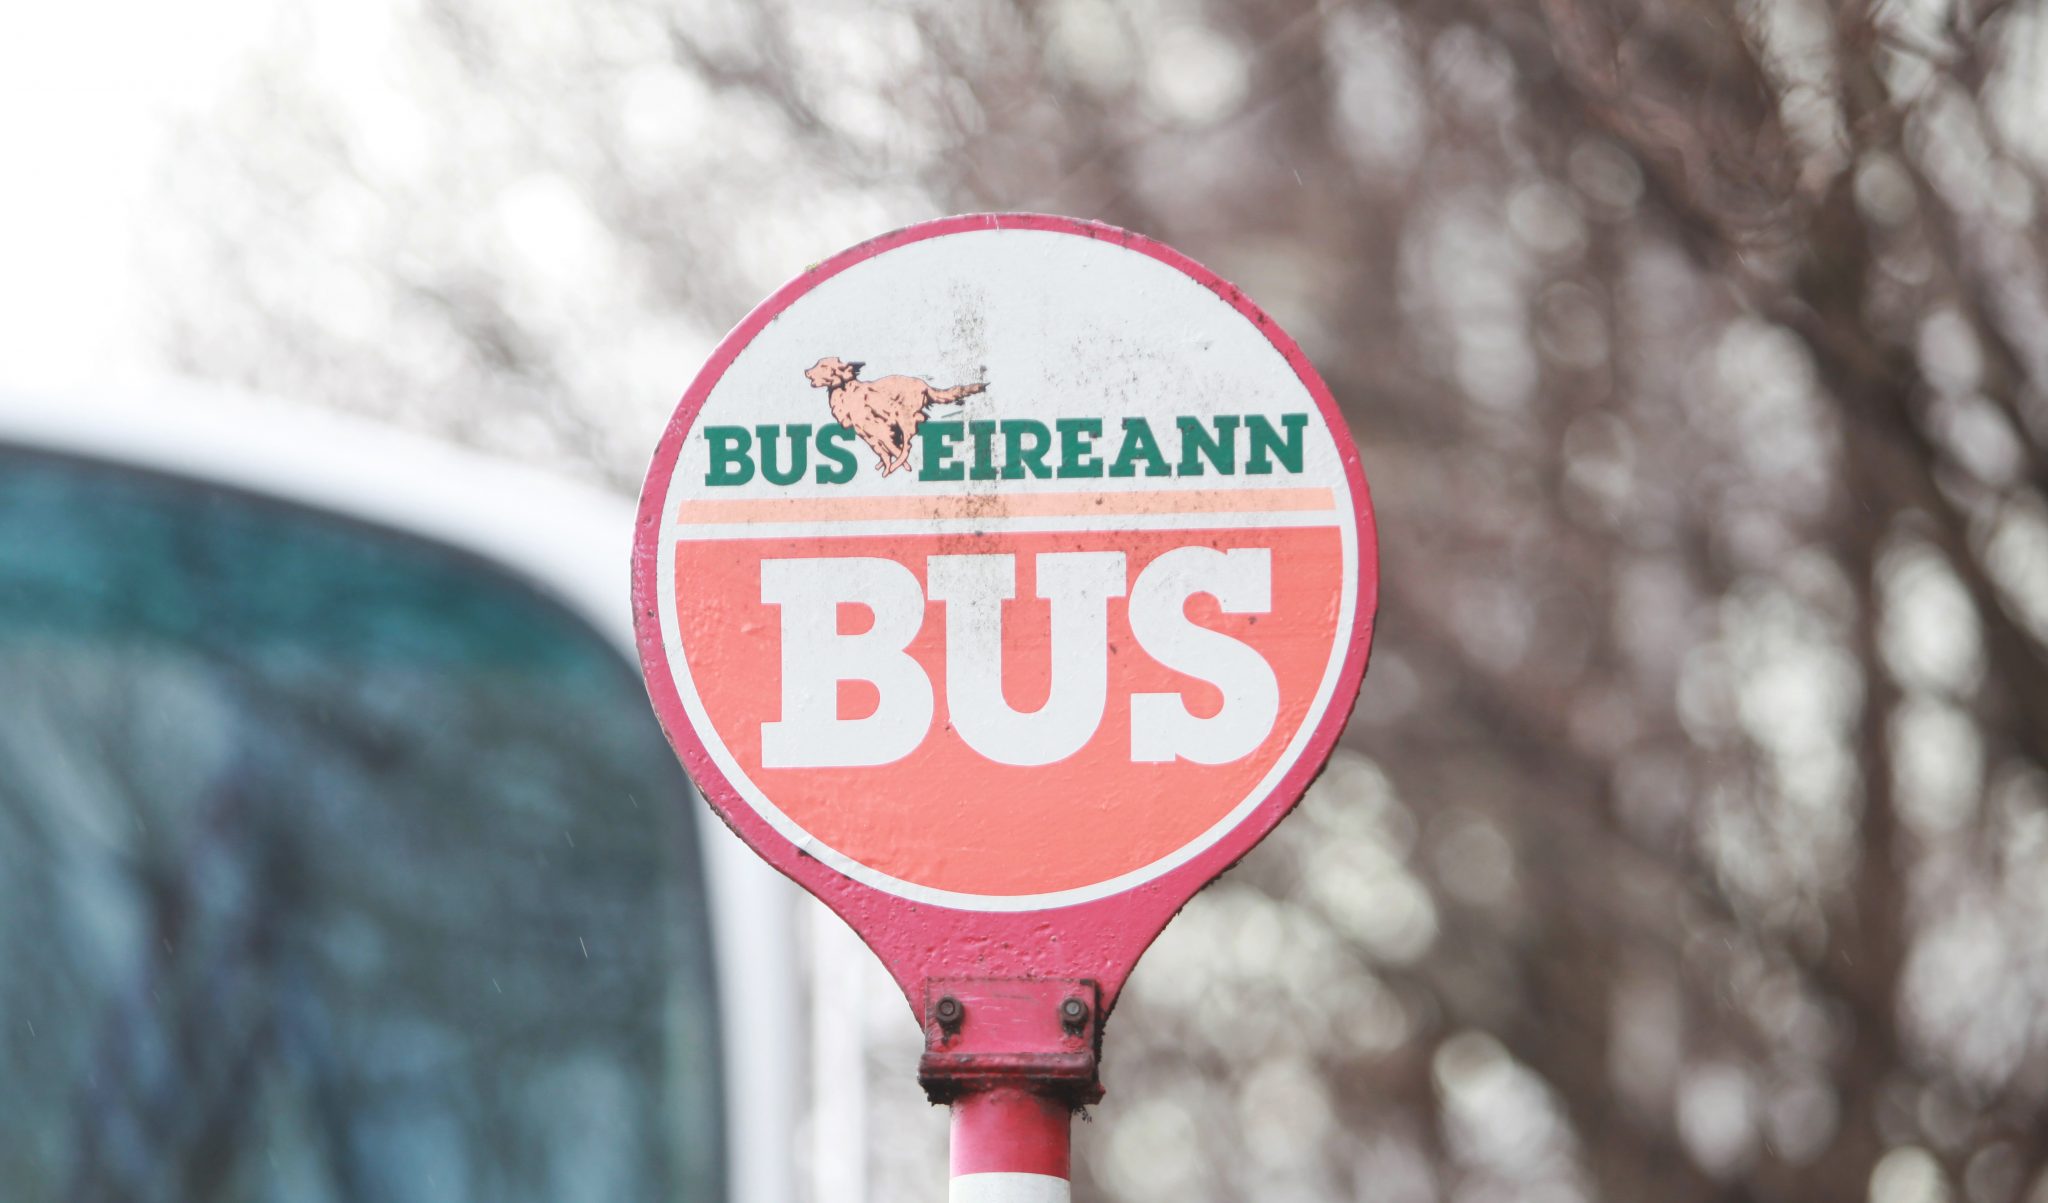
[674,525,1345,897]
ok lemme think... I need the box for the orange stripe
[676,487,1335,525]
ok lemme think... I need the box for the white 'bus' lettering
[756,548,1278,767]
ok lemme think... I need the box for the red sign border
[632,213,1378,1013]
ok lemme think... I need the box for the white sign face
[636,216,1376,912]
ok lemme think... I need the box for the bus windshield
[0,446,724,1201]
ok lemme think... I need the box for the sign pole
[918,977,1100,1200]
[948,1087,1072,1201]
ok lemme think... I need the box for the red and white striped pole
[949,1087,1072,1203]
[919,979,1099,1203]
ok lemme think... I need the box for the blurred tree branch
[155,0,2048,1198]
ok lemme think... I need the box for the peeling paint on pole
[632,212,1377,1079]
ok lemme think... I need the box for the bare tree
[155,1,2048,1199]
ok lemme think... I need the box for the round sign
[634,214,1376,1008]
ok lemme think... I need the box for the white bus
[0,384,802,1202]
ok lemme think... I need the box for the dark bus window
[0,446,723,1202]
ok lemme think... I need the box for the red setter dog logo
[805,356,986,476]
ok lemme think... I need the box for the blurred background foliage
[151,1,2048,1200]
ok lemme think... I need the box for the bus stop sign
[632,213,1377,1103]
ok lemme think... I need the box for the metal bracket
[918,977,1104,1106]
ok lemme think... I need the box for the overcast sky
[2,0,270,392]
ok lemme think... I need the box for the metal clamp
[918,977,1104,1106]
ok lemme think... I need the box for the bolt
[1060,997,1089,1034]
[934,995,965,1032]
